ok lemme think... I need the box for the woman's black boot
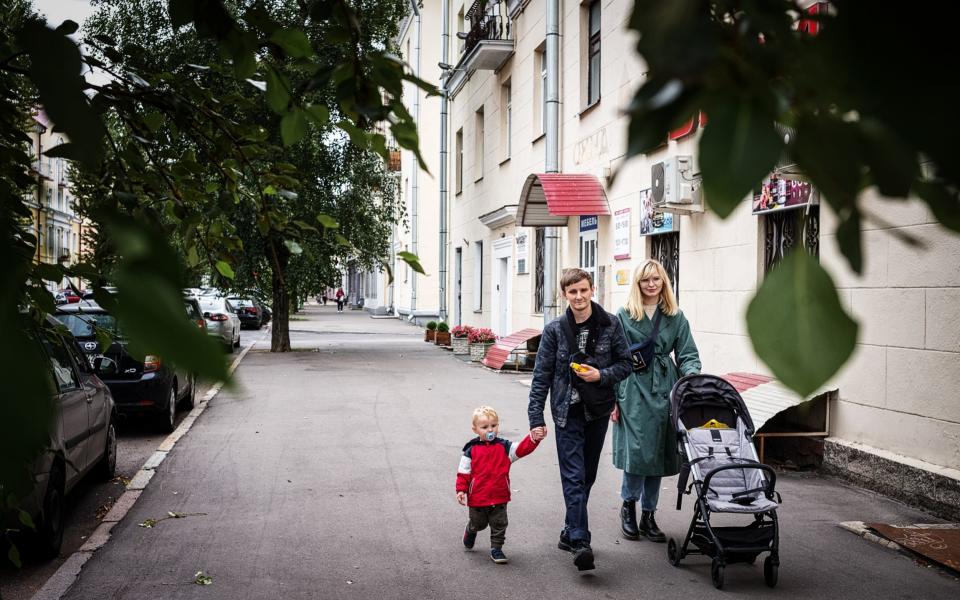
[620,501,640,540]
[640,510,666,542]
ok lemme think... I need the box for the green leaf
[284,240,303,255]
[397,251,427,275]
[334,233,351,247]
[915,181,960,234]
[143,112,164,132]
[316,213,339,229]
[55,20,79,35]
[305,104,329,127]
[293,220,318,232]
[18,509,35,530]
[95,327,113,354]
[270,28,313,58]
[34,263,63,282]
[264,66,290,114]
[747,251,858,397]
[699,97,784,218]
[215,261,235,279]
[835,208,863,275]
[280,108,308,146]
[8,544,21,569]
[168,0,193,29]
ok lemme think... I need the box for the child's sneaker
[462,525,477,549]
[490,548,508,564]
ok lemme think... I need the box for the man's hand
[575,364,601,383]
[610,404,619,423]
[456,491,467,505]
[530,426,548,442]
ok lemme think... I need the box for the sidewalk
[56,306,957,599]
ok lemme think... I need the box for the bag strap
[561,310,580,356]
[649,307,663,343]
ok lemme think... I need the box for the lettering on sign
[573,128,608,165]
[579,215,598,232]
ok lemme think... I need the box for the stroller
[667,374,781,589]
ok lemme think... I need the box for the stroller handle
[701,463,778,499]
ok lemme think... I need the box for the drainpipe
[543,0,560,324]
[438,0,450,323]
[410,0,421,313]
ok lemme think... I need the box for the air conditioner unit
[650,156,703,213]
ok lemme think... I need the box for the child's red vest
[456,435,539,507]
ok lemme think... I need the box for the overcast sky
[32,0,96,29]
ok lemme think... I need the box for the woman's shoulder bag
[627,308,663,372]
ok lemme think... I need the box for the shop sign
[613,208,631,260]
[752,176,818,215]
[639,189,677,237]
[579,215,598,232]
[515,229,529,274]
[616,269,630,286]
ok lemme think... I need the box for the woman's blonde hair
[625,259,679,320]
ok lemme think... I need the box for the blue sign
[579,215,598,232]
[639,189,676,236]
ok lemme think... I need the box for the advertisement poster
[752,177,817,214]
[515,229,528,274]
[639,189,676,236]
[614,208,631,260]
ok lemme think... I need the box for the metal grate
[764,205,819,274]
[535,227,545,313]
[651,232,680,300]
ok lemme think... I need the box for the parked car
[54,301,197,432]
[198,296,241,352]
[14,315,117,558]
[184,295,206,332]
[228,296,266,329]
[55,289,80,305]
[260,302,272,324]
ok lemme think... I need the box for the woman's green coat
[613,307,701,476]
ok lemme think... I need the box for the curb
[30,330,268,600]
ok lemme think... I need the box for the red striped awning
[482,328,542,370]
[518,173,610,226]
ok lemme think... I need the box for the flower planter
[425,330,436,342]
[470,342,494,362]
[451,336,470,355]
[435,331,451,346]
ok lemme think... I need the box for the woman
[612,259,701,543]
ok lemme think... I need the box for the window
[534,46,547,137]
[587,0,601,106]
[43,335,79,392]
[457,7,465,54]
[763,206,820,275]
[650,232,680,300]
[455,128,463,194]
[534,228,545,313]
[473,241,483,312]
[500,80,512,160]
[474,106,484,180]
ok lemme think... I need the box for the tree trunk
[270,244,291,352]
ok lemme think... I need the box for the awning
[517,173,610,227]
[482,328,542,370]
[723,372,833,432]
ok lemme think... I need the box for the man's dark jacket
[528,302,633,429]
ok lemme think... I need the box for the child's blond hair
[471,406,499,426]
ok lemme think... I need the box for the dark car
[54,301,196,432]
[228,296,266,329]
[13,315,117,558]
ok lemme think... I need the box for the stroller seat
[687,427,779,514]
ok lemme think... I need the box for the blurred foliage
[626,0,959,396]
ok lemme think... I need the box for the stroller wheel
[711,558,725,590]
[667,538,681,567]
[764,556,779,588]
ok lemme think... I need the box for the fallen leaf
[194,571,213,585]
[139,518,158,528]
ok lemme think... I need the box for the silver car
[198,297,241,352]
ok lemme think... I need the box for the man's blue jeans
[555,403,609,544]
[621,472,662,512]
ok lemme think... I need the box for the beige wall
[430,0,960,471]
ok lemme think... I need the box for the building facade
[393,0,960,505]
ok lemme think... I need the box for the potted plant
[425,320,437,342]
[468,327,497,362]
[450,325,472,355]
[435,322,451,346]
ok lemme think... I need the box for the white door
[580,229,598,283]
[497,257,509,334]
[454,248,462,324]
[491,237,513,337]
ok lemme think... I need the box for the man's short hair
[560,268,594,293]
[472,406,499,425]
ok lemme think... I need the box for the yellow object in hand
[570,362,588,373]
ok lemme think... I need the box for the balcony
[30,160,52,180]
[447,1,514,99]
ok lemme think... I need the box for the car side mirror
[94,356,117,376]
[203,312,211,319]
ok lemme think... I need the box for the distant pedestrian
[527,268,632,571]
[612,259,701,543]
[456,406,544,564]
[335,287,345,312]
[320,293,327,305]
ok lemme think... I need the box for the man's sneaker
[558,530,574,553]
[490,548,508,564]
[573,542,595,571]
[463,525,477,549]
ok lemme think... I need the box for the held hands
[530,426,548,442]
[574,363,601,383]
[456,491,467,505]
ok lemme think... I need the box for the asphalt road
[0,332,264,600]
[13,306,959,599]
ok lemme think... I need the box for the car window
[225,300,234,312]
[43,335,80,392]
[64,338,92,373]
[229,298,252,308]
[54,313,119,339]
[184,300,202,320]
[199,299,219,311]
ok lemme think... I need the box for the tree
[625,0,960,395]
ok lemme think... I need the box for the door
[579,231,598,283]
[497,257,509,335]
[491,237,513,337]
[65,337,109,468]
[43,334,90,481]
[454,247,462,324]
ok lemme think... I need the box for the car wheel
[158,384,177,433]
[34,462,65,559]
[180,375,196,410]
[234,332,241,348]
[225,337,234,353]
[94,419,117,480]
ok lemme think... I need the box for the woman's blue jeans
[621,472,662,512]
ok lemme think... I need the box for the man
[528,268,632,571]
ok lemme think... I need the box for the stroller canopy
[671,374,756,437]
